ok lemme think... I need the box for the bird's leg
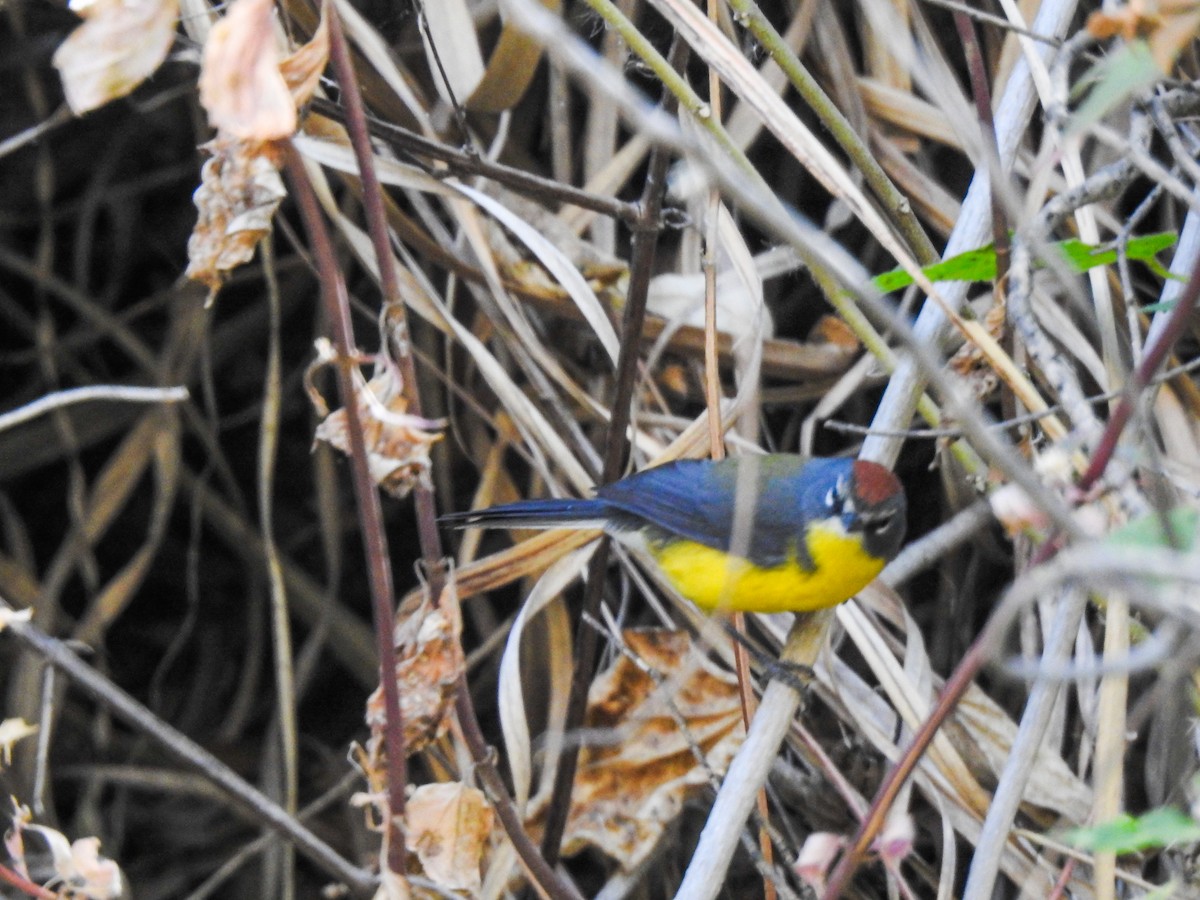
[763,659,815,696]
[717,619,814,699]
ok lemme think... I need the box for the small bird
[441,455,906,614]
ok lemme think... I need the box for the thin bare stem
[311,98,643,225]
[1,602,377,896]
[1080,240,1200,490]
[281,144,409,870]
[0,386,189,434]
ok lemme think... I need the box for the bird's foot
[762,660,815,697]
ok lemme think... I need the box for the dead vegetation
[3,0,1200,897]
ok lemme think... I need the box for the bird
[440,455,906,614]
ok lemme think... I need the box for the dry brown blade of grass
[857,78,965,151]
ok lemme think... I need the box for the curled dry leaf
[198,0,294,140]
[355,595,465,848]
[186,0,329,292]
[405,782,494,895]
[313,359,444,499]
[6,804,125,899]
[185,136,287,292]
[278,0,330,108]
[365,593,464,757]
[52,0,179,115]
[528,629,744,870]
[948,297,1006,402]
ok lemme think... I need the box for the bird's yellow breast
[647,522,885,614]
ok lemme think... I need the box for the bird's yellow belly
[648,525,884,614]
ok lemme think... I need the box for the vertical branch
[281,148,408,870]
[324,10,445,581]
[321,12,588,898]
[258,236,298,898]
[538,34,688,870]
[953,11,1008,285]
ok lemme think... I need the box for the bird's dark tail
[439,498,608,531]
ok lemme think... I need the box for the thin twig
[0,385,189,434]
[310,97,644,225]
[281,141,410,870]
[0,601,378,896]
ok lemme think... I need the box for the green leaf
[1067,41,1163,137]
[1109,507,1200,552]
[872,232,1178,294]
[1056,232,1177,272]
[1062,807,1200,854]
[872,247,997,293]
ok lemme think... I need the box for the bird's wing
[597,458,800,565]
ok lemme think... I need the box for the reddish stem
[281,147,408,871]
[0,862,54,899]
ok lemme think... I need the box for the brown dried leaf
[948,297,1006,401]
[314,361,443,499]
[1087,0,1200,73]
[365,594,464,757]
[52,0,179,115]
[405,782,493,894]
[809,315,861,352]
[198,0,295,140]
[278,0,330,108]
[185,136,286,292]
[531,629,744,870]
[7,804,125,899]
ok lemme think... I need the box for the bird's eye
[865,510,894,534]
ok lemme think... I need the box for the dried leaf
[809,315,861,352]
[0,718,37,766]
[1087,0,1200,73]
[7,807,125,900]
[278,0,330,108]
[405,782,493,894]
[313,358,444,499]
[185,136,286,292]
[530,629,744,870]
[52,0,179,115]
[198,0,295,140]
[365,594,464,757]
[794,832,843,893]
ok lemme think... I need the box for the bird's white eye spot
[825,477,850,512]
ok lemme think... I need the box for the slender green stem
[725,0,939,264]
[580,0,762,189]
